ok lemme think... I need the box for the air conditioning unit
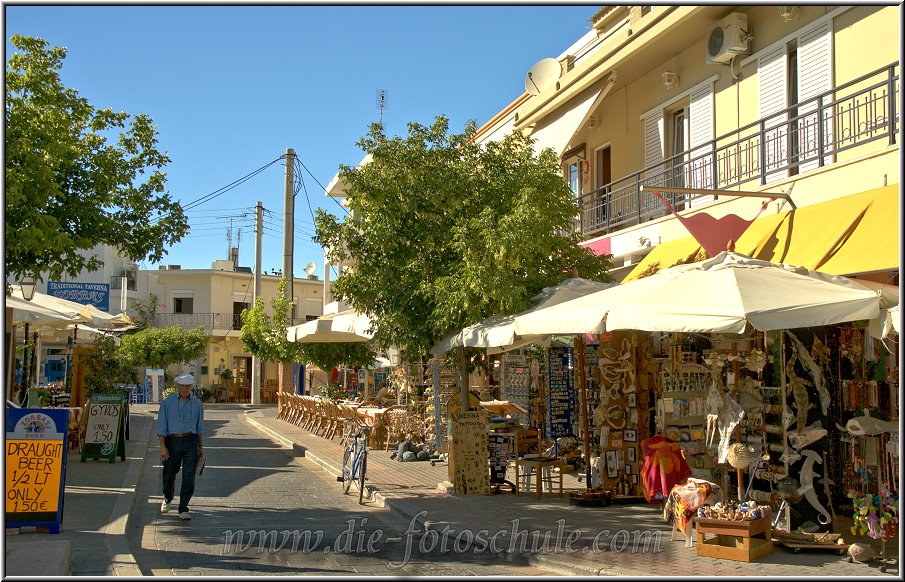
[706,12,750,64]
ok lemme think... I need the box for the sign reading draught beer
[5,408,69,534]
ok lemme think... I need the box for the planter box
[694,515,773,562]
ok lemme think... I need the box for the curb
[242,413,625,577]
[106,411,155,576]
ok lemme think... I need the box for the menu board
[546,347,576,438]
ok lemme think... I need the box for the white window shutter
[643,114,665,185]
[687,83,715,199]
[758,44,789,182]
[797,21,833,172]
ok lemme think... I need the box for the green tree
[315,116,613,400]
[5,35,188,282]
[300,342,377,373]
[239,278,306,366]
[81,334,134,395]
[116,326,207,378]
[240,279,376,387]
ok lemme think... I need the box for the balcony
[578,63,899,238]
[153,313,244,331]
[152,314,314,332]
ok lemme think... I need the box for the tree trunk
[455,346,470,410]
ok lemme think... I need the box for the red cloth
[640,435,692,503]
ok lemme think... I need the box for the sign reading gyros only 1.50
[81,393,126,463]
[5,408,70,534]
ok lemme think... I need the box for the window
[174,298,193,314]
[233,302,250,330]
[567,159,584,201]
[668,105,689,209]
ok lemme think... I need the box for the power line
[294,156,351,216]
[181,157,285,211]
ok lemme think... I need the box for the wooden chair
[513,429,563,499]
[382,405,408,451]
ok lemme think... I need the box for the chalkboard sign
[545,347,577,438]
[5,408,69,534]
[81,393,126,463]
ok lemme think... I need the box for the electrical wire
[294,156,351,216]
[180,156,285,212]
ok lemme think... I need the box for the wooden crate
[695,515,774,562]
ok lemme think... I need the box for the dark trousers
[162,434,199,512]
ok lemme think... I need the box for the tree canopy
[240,278,377,373]
[315,116,613,358]
[240,279,307,364]
[5,35,188,282]
[117,326,207,372]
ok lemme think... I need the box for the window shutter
[688,82,715,197]
[758,44,789,182]
[797,21,833,172]
[643,114,665,185]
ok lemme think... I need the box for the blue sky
[6,4,598,279]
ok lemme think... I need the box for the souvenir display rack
[422,359,458,451]
[593,331,654,498]
[502,351,533,428]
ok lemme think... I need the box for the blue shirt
[157,393,204,436]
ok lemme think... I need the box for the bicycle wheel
[357,451,367,504]
[341,443,354,494]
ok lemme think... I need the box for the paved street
[127,405,559,576]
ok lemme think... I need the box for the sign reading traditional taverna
[47,281,110,312]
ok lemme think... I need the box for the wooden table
[695,514,773,562]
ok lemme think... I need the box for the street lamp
[20,276,36,301]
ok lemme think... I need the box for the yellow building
[139,260,326,401]
[481,5,899,284]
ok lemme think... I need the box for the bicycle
[338,418,371,504]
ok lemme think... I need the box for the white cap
[175,374,195,386]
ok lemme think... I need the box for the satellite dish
[304,261,317,276]
[525,58,562,96]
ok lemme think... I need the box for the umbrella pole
[574,335,592,491]
[6,325,16,402]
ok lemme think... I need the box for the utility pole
[281,148,296,405]
[251,200,263,404]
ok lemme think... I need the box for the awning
[622,185,899,281]
[527,76,615,158]
[622,237,703,283]
[814,185,900,276]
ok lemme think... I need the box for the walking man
[157,374,204,520]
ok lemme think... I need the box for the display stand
[695,514,774,562]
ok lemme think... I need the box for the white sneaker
[161,500,171,514]
[178,511,191,520]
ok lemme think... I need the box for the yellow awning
[815,185,900,276]
[623,237,703,282]
[621,184,900,281]
[748,192,873,269]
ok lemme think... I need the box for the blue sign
[47,282,110,312]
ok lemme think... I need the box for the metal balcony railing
[152,314,314,331]
[152,313,244,330]
[577,63,899,237]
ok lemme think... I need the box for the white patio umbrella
[514,252,890,336]
[431,277,614,355]
[286,309,374,343]
[8,285,133,329]
[6,294,80,329]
